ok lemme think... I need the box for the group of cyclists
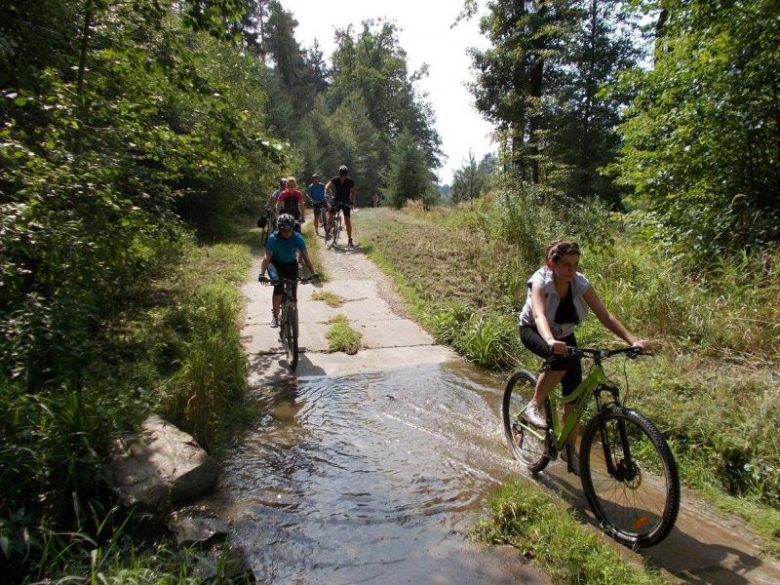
[264,165,357,247]
[259,165,356,328]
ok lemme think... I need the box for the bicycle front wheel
[502,370,550,473]
[332,216,342,247]
[326,217,337,249]
[286,305,299,370]
[580,406,680,548]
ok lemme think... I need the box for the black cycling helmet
[338,165,349,176]
[277,214,296,230]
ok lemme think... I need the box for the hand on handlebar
[632,339,652,353]
[548,339,568,354]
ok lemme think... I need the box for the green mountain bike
[502,346,680,548]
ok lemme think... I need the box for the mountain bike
[502,346,680,548]
[325,200,345,249]
[259,276,315,371]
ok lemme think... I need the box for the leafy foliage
[385,130,438,209]
[469,0,639,205]
[613,0,780,258]
[0,0,275,579]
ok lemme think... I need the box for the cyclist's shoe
[348,239,354,248]
[524,402,547,428]
[270,315,279,328]
[562,447,581,477]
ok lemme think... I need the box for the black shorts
[272,260,298,297]
[313,202,325,217]
[331,200,351,217]
[520,326,582,396]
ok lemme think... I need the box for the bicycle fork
[594,385,636,481]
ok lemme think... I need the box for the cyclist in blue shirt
[307,173,327,235]
[259,214,318,327]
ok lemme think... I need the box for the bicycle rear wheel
[502,370,550,472]
[580,406,680,548]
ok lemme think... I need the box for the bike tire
[326,216,337,249]
[502,370,550,473]
[580,406,680,548]
[332,215,342,247]
[288,305,299,370]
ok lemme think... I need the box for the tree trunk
[654,8,668,66]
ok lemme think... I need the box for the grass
[301,222,327,279]
[311,291,344,307]
[325,315,362,354]
[354,204,780,555]
[1,228,254,582]
[473,480,668,584]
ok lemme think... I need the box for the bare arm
[259,248,273,276]
[583,285,648,349]
[530,283,567,354]
[349,185,356,205]
[325,181,334,198]
[298,194,305,222]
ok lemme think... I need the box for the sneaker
[524,402,547,428]
[348,239,354,248]
[562,446,581,477]
[270,316,279,328]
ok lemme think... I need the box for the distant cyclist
[307,173,327,236]
[267,177,286,208]
[325,165,357,248]
[276,177,305,233]
[259,214,318,328]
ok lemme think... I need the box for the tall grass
[0,238,252,581]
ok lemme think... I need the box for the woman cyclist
[519,240,650,475]
[259,214,318,328]
[276,177,306,233]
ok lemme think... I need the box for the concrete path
[240,236,457,384]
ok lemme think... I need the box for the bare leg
[531,369,565,405]
[533,369,579,449]
[272,294,282,320]
[345,215,353,240]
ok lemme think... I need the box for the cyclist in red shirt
[276,177,306,233]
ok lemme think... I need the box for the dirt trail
[237,213,780,584]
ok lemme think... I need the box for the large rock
[108,415,219,510]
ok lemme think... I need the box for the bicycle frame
[519,362,617,454]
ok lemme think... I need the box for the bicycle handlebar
[567,346,652,360]
[258,275,318,285]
